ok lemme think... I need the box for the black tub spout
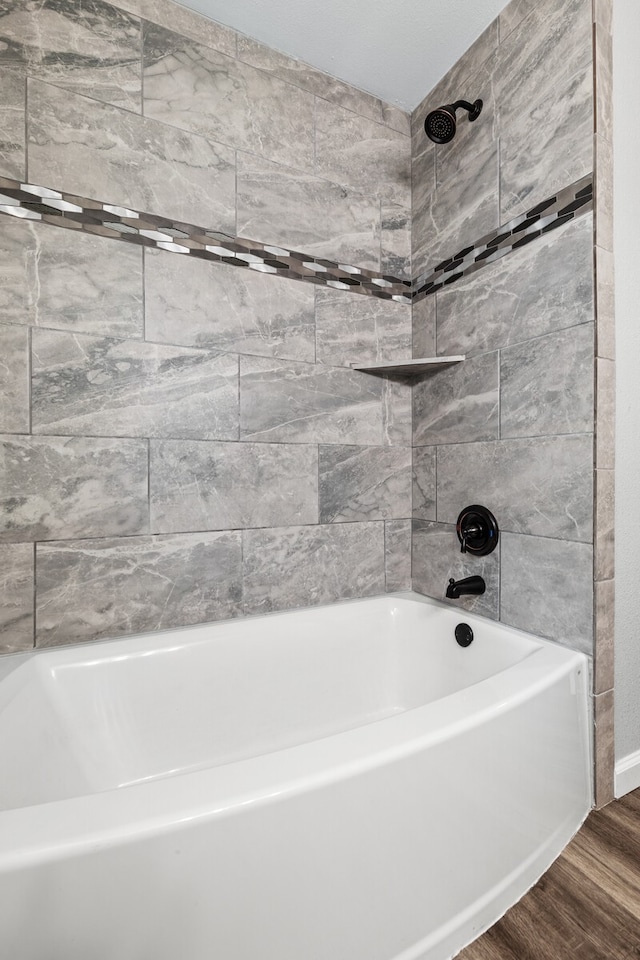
[446,575,486,599]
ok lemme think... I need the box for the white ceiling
[176,0,512,111]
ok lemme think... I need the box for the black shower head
[424,99,483,144]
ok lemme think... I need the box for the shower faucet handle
[460,522,481,553]
[456,505,499,557]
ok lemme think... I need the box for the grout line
[240,527,245,615]
[592,17,598,139]
[312,96,317,171]
[412,429,594,448]
[312,287,318,364]
[434,290,438,356]
[141,246,146,341]
[497,347,502,439]
[379,197,383,275]
[31,541,36,650]
[383,515,388,591]
[19,318,428,373]
[434,444,438,524]
[234,148,238,237]
[316,444,321,525]
[23,71,28,182]
[7,432,413,450]
[140,14,145,117]
[497,131,502,226]
[28,76,145,121]
[19,519,409,550]
[10,427,588,451]
[27,325,33,435]
[146,438,151,534]
[235,354,241,440]
[15,520,593,648]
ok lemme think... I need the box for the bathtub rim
[0,589,572,665]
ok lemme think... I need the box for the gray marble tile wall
[0,0,413,652]
[410,0,597,662]
[0,0,412,272]
[411,0,593,278]
[411,215,596,654]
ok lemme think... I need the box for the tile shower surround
[0,0,416,652]
[0,174,595,654]
[0,0,605,686]
[0,0,615,826]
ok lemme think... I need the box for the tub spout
[446,575,486,599]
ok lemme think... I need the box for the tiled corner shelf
[351,356,464,376]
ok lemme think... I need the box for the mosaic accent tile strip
[0,175,592,307]
[0,177,412,303]
[412,175,594,303]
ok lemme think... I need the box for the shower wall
[410,0,615,802]
[0,0,414,651]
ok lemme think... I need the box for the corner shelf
[351,356,464,376]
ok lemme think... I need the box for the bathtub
[0,592,590,960]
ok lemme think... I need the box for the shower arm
[450,100,482,120]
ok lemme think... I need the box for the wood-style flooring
[458,788,640,960]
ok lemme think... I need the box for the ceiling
[175,0,512,111]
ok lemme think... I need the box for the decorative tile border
[413,175,594,303]
[0,177,412,303]
[0,174,592,307]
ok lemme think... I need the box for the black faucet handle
[456,506,499,556]
[460,523,481,553]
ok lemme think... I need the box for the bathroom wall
[410,0,595,648]
[410,0,616,801]
[0,0,414,652]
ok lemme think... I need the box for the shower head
[424,99,483,144]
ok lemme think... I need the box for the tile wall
[410,0,615,802]
[410,0,595,644]
[0,0,413,651]
[411,0,594,279]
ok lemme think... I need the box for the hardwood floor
[458,788,640,960]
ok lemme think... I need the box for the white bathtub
[0,592,590,960]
